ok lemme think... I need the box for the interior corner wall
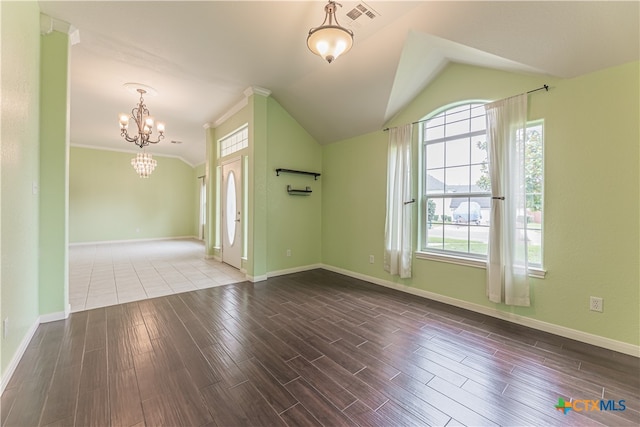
[39,29,69,316]
[322,61,640,348]
[0,0,42,380]
[266,97,322,273]
[69,147,197,243]
[248,93,268,279]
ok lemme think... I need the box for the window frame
[416,101,546,277]
[219,124,249,158]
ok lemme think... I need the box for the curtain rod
[383,84,549,131]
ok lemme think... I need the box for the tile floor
[69,238,246,312]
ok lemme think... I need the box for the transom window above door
[220,125,248,157]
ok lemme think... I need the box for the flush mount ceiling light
[118,83,165,148]
[307,1,354,63]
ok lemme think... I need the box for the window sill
[415,251,546,279]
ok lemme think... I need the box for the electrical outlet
[286,249,291,257]
[589,296,603,312]
[369,255,374,264]
[3,318,8,339]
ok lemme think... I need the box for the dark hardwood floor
[2,269,638,426]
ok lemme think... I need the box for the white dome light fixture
[307,1,354,64]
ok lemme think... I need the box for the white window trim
[417,102,545,275]
[415,250,546,279]
[419,100,491,259]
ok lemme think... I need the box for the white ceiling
[38,1,639,166]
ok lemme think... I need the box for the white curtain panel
[485,94,530,306]
[384,124,413,279]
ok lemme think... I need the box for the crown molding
[244,86,271,98]
[41,14,81,45]
[211,97,248,129]
[70,144,197,168]
[209,86,271,129]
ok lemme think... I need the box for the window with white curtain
[420,101,544,268]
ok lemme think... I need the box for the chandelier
[307,1,354,63]
[118,88,165,148]
[131,151,157,178]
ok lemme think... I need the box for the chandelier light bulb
[119,114,130,128]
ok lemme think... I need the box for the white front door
[221,158,242,269]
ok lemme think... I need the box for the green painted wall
[207,93,322,277]
[322,61,640,346]
[0,1,41,377]
[266,96,322,272]
[69,147,197,242]
[322,130,387,274]
[39,29,69,316]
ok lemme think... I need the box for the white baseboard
[246,274,268,282]
[70,235,198,246]
[0,318,38,394]
[321,264,640,358]
[246,264,323,283]
[39,310,68,324]
[267,264,323,279]
[1,309,71,394]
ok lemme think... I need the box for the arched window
[420,101,544,267]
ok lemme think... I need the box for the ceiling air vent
[344,2,379,29]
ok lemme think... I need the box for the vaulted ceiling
[38,1,639,166]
